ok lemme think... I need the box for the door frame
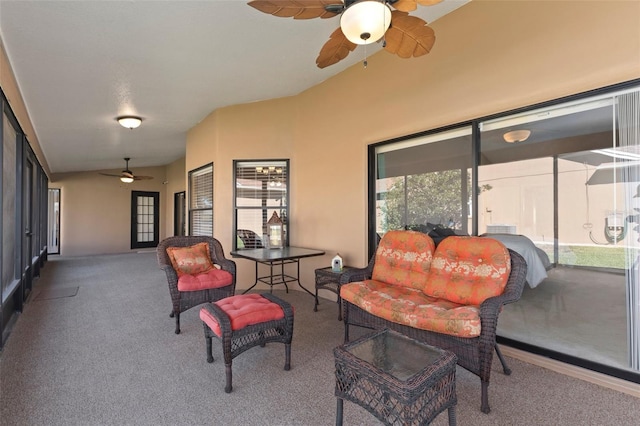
[174,191,186,236]
[130,191,160,249]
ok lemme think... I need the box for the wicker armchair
[340,234,527,414]
[157,236,236,334]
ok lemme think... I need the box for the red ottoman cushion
[200,294,285,337]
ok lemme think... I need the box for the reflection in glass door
[478,92,639,374]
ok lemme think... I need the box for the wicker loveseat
[340,230,527,413]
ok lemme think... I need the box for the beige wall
[47,157,183,257]
[163,157,186,237]
[186,0,640,291]
[50,165,168,256]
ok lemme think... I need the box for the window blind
[189,163,213,236]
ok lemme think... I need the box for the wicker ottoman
[334,328,457,426]
[200,293,294,393]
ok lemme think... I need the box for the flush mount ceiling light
[503,129,532,143]
[340,0,392,45]
[117,116,142,129]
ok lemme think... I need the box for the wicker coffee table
[334,328,457,426]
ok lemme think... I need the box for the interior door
[131,191,159,249]
[174,191,186,236]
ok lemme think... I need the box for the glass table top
[345,329,444,381]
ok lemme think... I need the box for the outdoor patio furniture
[200,293,294,392]
[157,236,236,334]
[340,231,527,413]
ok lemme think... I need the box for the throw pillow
[167,242,215,277]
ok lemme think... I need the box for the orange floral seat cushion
[166,242,215,276]
[424,236,511,306]
[340,280,481,338]
[371,230,436,291]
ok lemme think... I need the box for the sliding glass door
[478,95,634,370]
[369,83,640,381]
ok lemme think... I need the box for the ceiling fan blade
[316,27,357,69]
[133,175,154,181]
[247,0,342,19]
[391,0,444,13]
[384,11,435,59]
[99,173,123,178]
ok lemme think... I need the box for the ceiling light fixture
[340,0,392,45]
[120,175,134,184]
[503,129,531,143]
[117,116,142,129]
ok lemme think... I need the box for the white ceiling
[0,0,468,174]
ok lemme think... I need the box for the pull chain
[363,43,368,68]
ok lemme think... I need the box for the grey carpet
[1,252,638,425]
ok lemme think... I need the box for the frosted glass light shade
[503,130,532,143]
[117,116,142,129]
[120,176,134,183]
[340,0,391,45]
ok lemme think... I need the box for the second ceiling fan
[100,158,153,183]
[248,0,441,68]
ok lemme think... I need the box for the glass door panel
[479,94,635,371]
[373,127,473,244]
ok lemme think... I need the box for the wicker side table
[334,328,457,426]
[314,266,355,320]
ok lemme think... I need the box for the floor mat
[33,286,79,301]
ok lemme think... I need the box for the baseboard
[499,345,640,398]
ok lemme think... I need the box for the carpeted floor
[1,252,639,425]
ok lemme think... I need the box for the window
[234,160,289,250]
[189,163,213,236]
[371,126,473,255]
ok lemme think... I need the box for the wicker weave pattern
[314,266,359,320]
[157,236,236,334]
[202,293,294,393]
[335,329,457,426]
[341,248,527,414]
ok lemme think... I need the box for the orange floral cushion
[424,236,511,305]
[177,268,233,292]
[371,230,435,291]
[166,242,215,277]
[199,294,284,337]
[340,280,481,338]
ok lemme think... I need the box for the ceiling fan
[100,158,153,183]
[247,0,441,68]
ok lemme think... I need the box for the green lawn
[539,244,634,270]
